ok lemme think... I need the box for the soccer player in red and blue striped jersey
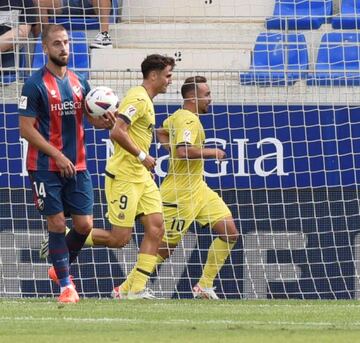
[18,24,115,303]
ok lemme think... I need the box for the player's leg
[30,171,79,303]
[157,200,193,261]
[125,178,164,299]
[63,171,93,265]
[39,174,132,258]
[194,188,239,299]
[47,212,79,303]
[102,176,145,297]
[89,0,113,48]
[87,175,134,248]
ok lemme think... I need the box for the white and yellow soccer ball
[85,86,119,117]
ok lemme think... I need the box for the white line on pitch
[0,316,358,328]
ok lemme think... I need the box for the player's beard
[49,54,69,67]
[199,104,209,114]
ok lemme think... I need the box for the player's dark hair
[181,76,207,99]
[141,54,175,79]
[41,24,67,43]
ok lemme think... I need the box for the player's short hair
[41,24,67,43]
[141,54,175,79]
[181,76,207,99]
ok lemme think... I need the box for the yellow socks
[120,254,165,293]
[84,230,94,246]
[119,266,137,293]
[129,253,158,293]
[198,238,236,289]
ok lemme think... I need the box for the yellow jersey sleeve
[118,97,145,124]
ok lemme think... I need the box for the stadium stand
[48,0,119,31]
[307,32,360,86]
[332,0,360,29]
[240,32,309,86]
[1,47,25,84]
[266,0,333,30]
[120,0,274,21]
[0,9,27,85]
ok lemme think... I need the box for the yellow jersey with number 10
[106,86,155,182]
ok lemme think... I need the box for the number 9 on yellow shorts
[105,174,162,228]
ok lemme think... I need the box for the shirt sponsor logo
[183,129,192,143]
[19,96,28,110]
[51,101,82,116]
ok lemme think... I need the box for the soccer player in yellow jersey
[40,54,175,299]
[98,54,175,299]
[156,76,239,299]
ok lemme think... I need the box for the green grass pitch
[0,299,359,342]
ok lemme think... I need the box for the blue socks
[48,231,70,287]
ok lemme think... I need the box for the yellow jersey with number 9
[106,86,155,182]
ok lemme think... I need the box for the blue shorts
[61,0,95,15]
[28,170,94,217]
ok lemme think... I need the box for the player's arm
[156,127,170,151]
[19,116,76,177]
[176,145,226,160]
[85,110,117,130]
[110,116,156,170]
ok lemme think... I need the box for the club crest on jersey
[72,85,81,96]
[124,105,136,118]
[18,96,28,110]
[118,212,125,220]
[37,198,45,211]
[183,129,192,143]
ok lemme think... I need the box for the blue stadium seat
[31,31,90,79]
[240,33,309,86]
[0,48,25,85]
[266,0,333,30]
[307,32,360,86]
[49,0,119,31]
[332,0,360,29]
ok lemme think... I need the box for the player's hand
[214,148,227,160]
[142,154,156,170]
[99,111,117,130]
[54,151,76,178]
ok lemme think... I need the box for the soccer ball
[85,86,119,117]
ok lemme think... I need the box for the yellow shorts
[105,174,162,227]
[161,185,231,245]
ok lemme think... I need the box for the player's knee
[108,230,131,248]
[149,224,164,242]
[221,222,240,243]
[47,216,66,232]
[229,232,239,243]
[74,221,92,235]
